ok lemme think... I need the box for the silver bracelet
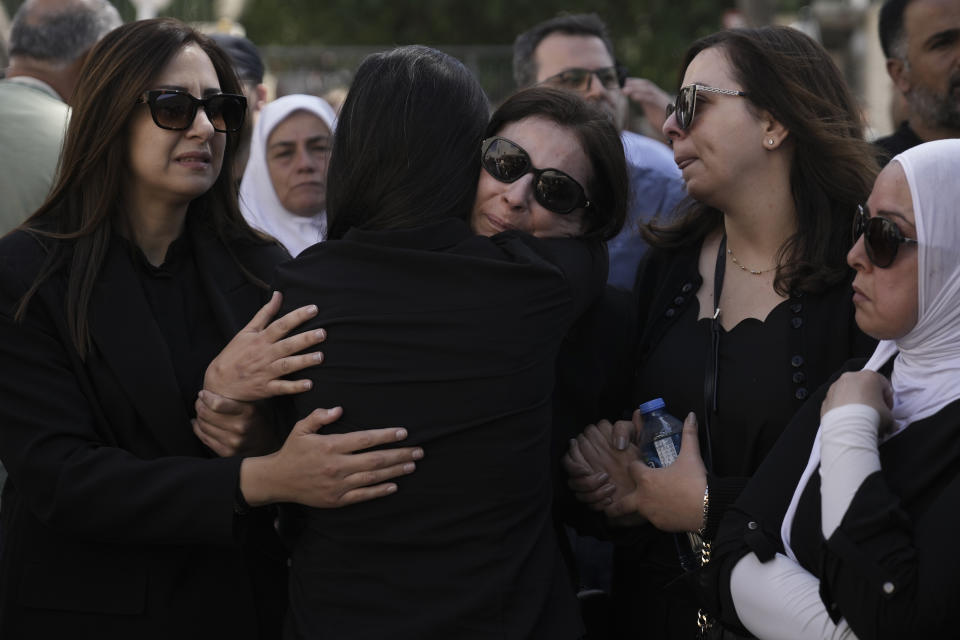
[698,484,709,537]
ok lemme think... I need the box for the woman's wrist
[239,454,281,507]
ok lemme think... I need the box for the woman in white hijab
[698,139,960,640]
[239,94,337,256]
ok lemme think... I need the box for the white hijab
[239,94,337,256]
[861,138,960,432]
[782,139,960,558]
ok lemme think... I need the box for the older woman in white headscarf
[239,94,337,256]
[697,139,960,640]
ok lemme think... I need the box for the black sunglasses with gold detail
[136,89,246,133]
[853,204,918,268]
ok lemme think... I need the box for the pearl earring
[767,138,775,146]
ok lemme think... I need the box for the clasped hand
[562,410,708,532]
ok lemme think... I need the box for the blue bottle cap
[637,397,666,414]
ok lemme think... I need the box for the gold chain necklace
[726,247,776,275]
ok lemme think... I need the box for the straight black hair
[325,46,490,240]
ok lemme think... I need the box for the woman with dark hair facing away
[272,52,623,638]
[703,139,960,639]
[0,19,422,639]
[565,26,879,638]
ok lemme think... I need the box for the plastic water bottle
[638,398,684,468]
[638,398,703,572]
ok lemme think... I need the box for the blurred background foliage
[1,0,762,90]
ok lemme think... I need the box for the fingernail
[395,428,408,440]
[385,484,397,494]
[272,291,280,299]
[411,447,423,459]
[615,436,628,450]
[403,462,416,473]
[301,380,312,390]
[307,305,318,314]
[598,473,609,482]
[313,351,323,362]
[315,330,325,340]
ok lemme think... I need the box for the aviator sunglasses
[665,84,747,130]
[481,137,591,215]
[136,90,246,133]
[853,204,917,268]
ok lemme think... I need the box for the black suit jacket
[273,219,606,640]
[0,218,288,639]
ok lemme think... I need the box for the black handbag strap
[701,234,725,472]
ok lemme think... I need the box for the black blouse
[610,240,875,639]
[122,231,225,419]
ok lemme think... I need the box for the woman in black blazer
[272,50,628,638]
[0,19,421,639]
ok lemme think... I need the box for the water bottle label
[655,436,679,467]
[641,432,683,468]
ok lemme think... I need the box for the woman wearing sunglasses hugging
[269,52,627,635]
[698,139,960,639]
[564,26,881,638]
[0,19,424,639]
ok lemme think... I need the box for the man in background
[514,13,686,289]
[0,0,121,235]
[874,0,960,163]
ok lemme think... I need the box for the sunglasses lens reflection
[482,139,530,182]
[676,86,694,129]
[865,218,897,267]
[537,171,581,211]
[153,93,194,129]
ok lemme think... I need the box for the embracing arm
[0,273,422,545]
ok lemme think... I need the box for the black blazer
[708,358,960,639]
[0,219,288,639]
[273,219,606,640]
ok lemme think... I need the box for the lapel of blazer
[190,224,265,340]
[88,238,196,453]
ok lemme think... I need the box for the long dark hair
[325,45,490,240]
[486,87,628,241]
[16,18,263,356]
[646,26,878,295]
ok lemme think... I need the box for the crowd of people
[0,0,957,638]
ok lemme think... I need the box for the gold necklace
[726,247,776,275]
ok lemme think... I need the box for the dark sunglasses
[853,204,917,268]
[665,84,747,130]
[136,90,246,133]
[540,65,625,92]
[481,136,591,215]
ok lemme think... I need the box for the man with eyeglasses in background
[514,13,686,290]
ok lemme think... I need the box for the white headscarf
[861,138,960,433]
[239,94,337,257]
[782,139,960,559]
